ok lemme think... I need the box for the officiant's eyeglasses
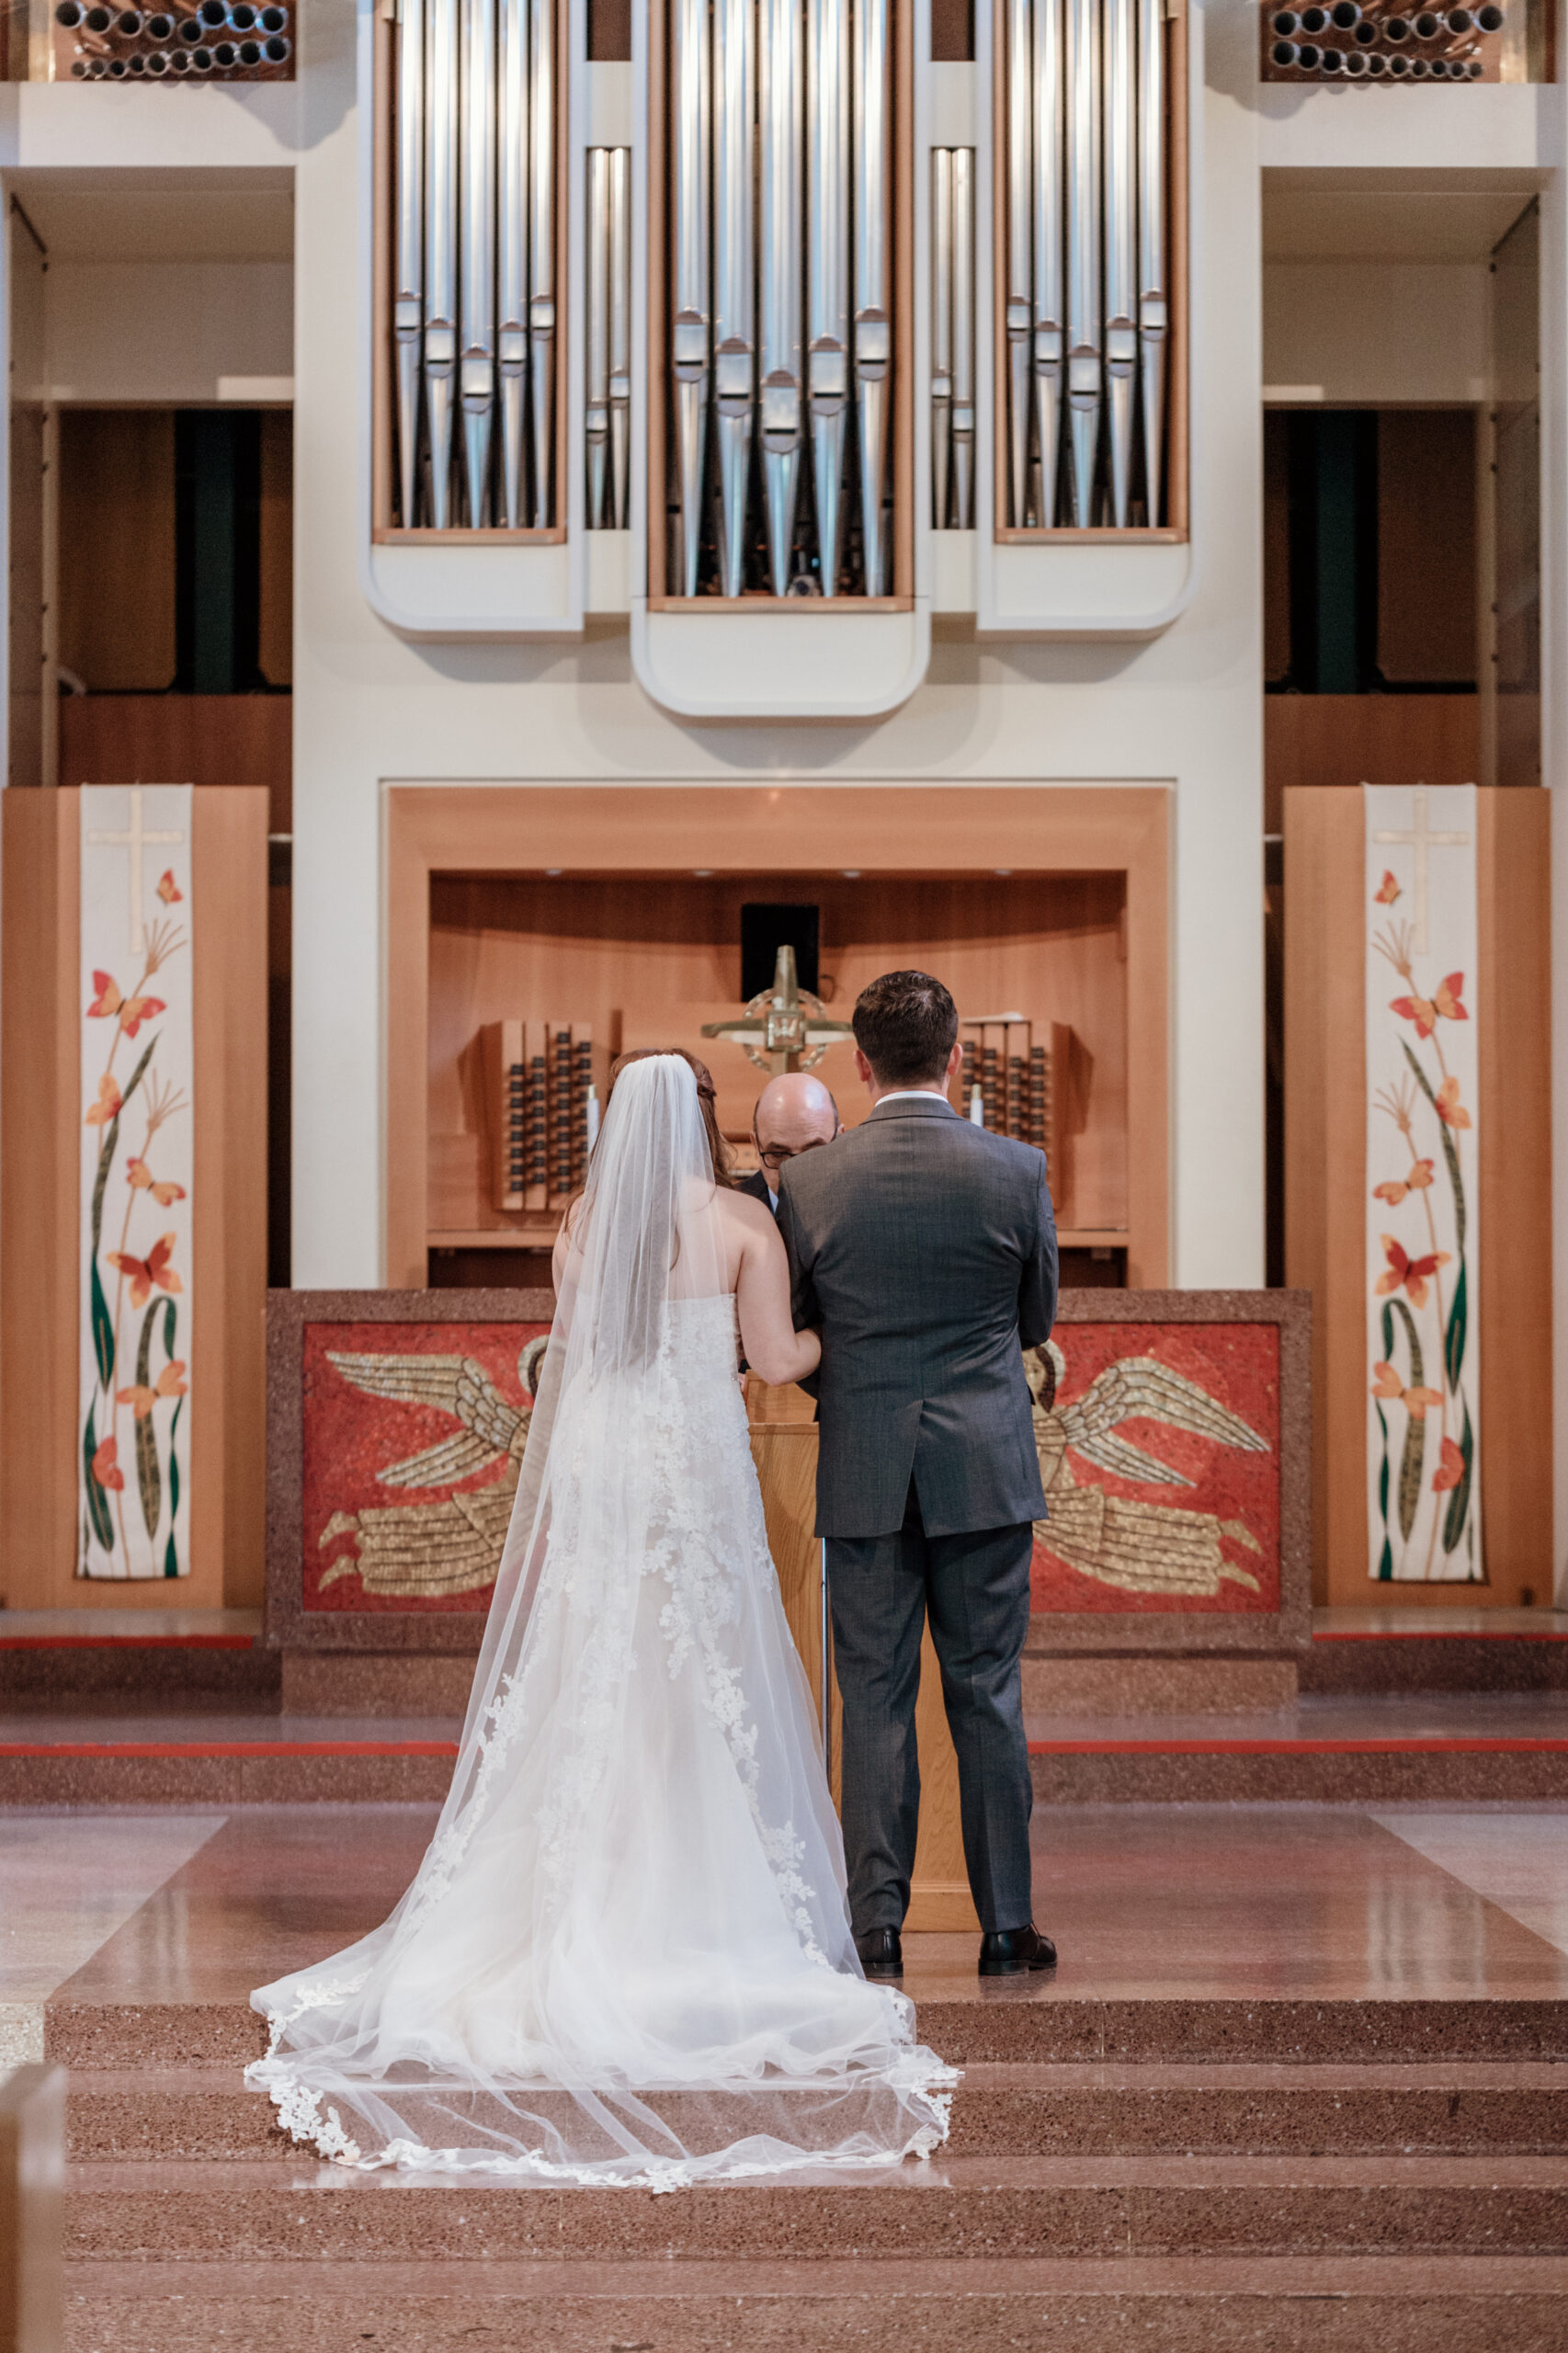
[755,1126,840,1172]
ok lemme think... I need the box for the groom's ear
[854,1048,876,1094]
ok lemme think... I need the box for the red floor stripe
[1027,1737,1568,1756]
[0,1741,460,1759]
[0,1635,256,1651]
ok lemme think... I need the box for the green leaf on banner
[1442,1399,1475,1557]
[90,1259,115,1390]
[165,1399,183,1577]
[90,1117,119,1256]
[1445,1261,1468,1393]
[1377,1535,1393,1582]
[1376,1401,1391,1529]
[82,1404,115,1553]
[1381,1302,1394,1365]
[1396,1412,1426,1545]
[1392,1297,1425,1391]
[162,1296,177,1363]
[132,1302,162,1541]
[1401,1040,1465,1259]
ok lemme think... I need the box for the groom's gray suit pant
[827,1480,1034,1938]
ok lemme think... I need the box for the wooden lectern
[747,1383,980,1934]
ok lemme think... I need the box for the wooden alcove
[386,784,1170,1288]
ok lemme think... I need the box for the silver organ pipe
[853,0,892,597]
[950,145,974,528]
[712,0,756,597]
[497,0,528,528]
[528,0,555,529]
[1030,0,1062,528]
[393,0,425,529]
[460,0,496,526]
[1102,0,1136,526]
[586,146,611,528]
[1004,0,1170,531]
[1137,0,1166,527]
[423,0,460,528]
[1004,0,1031,528]
[587,145,633,530]
[392,0,556,530]
[930,148,975,530]
[608,144,631,528]
[931,147,952,529]
[1063,0,1100,525]
[760,0,804,597]
[671,0,710,589]
[808,0,851,595]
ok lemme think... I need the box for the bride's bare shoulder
[716,1187,778,1248]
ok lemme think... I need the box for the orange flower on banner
[155,870,183,904]
[85,1074,122,1128]
[1433,1437,1466,1494]
[1390,973,1468,1040]
[90,1437,124,1492]
[116,1361,187,1421]
[1375,871,1401,904]
[1436,1076,1472,1131]
[107,1232,183,1309]
[1373,1158,1435,1206]
[126,1157,187,1206]
[1375,1234,1451,1312]
[1370,1363,1444,1419]
[88,972,121,1019]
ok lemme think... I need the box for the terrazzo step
[1028,1745,1568,1804]
[0,1743,456,1806]
[64,2152,1568,2261]
[63,2061,1568,2164]
[47,1991,1568,2071]
[59,2254,1568,2353]
[1302,1629,1568,1695]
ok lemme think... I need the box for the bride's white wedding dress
[249,1055,953,2187]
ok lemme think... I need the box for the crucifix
[701,944,856,1076]
[85,785,187,956]
[1372,784,1471,955]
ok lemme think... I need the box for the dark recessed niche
[587,0,631,61]
[931,0,973,59]
[741,903,820,1000]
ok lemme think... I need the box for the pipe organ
[585,149,632,529]
[663,0,898,599]
[389,0,559,531]
[1000,0,1168,530]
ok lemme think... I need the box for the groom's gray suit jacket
[776,1096,1059,1540]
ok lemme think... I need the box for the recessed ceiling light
[544,868,562,877]
[841,869,861,879]
[693,868,713,877]
[994,867,1013,877]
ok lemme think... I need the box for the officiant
[737,1073,841,1216]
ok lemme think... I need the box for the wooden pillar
[0,2066,63,2353]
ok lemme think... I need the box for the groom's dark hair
[852,971,959,1086]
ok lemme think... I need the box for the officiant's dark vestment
[776,1094,1058,1937]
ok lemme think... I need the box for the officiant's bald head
[753,1073,840,1174]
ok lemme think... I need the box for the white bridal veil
[250,1053,954,2186]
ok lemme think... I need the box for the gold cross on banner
[85,785,187,955]
[1372,784,1471,955]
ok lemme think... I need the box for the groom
[776,970,1059,1980]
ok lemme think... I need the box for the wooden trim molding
[385,781,1171,1290]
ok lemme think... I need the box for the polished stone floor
[6,1803,1567,2052]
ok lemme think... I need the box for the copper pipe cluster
[1263,0,1503,77]
[54,0,292,76]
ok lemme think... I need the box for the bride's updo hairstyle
[606,1047,734,1184]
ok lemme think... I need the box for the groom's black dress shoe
[978,1924,1057,1976]
[856,1928,903,1979]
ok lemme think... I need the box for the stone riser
[0,1651,279,1709]
[1300,1642,1568,1696]
[47,1995,1568,2071]
[0,1754,455,1805]
[64,2158,1568,2261]
[64,2064,1568,2164]
[59,2266,1568,2353]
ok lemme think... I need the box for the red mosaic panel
[302,1321,550,1615]
[1030,1322,1281,1616]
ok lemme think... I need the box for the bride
[249,1049,954,2186]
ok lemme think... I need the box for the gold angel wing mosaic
[317,1336,550,1598]
[1027,1340,1269,1598]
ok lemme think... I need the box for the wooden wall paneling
[192,789,270,1606]
[392,784,1169,1282]
[57,410,177,693]
[1283,788,1366,1603]
[58,696,293,837]
[257,410,294,688]
[1266,696,1482,798]
[1476,789,1552,1598]
[0,792,79,1607]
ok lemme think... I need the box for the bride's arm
[733,1198,822,1387]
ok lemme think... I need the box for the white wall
[45,260,292,404]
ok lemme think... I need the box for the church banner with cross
[1364,784,1483,1583]
[77,785,194,1578]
